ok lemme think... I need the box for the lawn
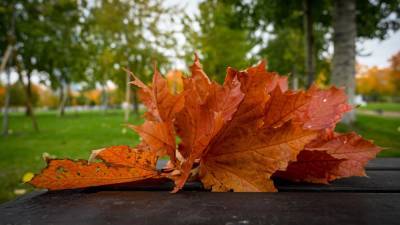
[336,114,400,157]
[0,110,143,203]
[359,102,400,112]
[0,110,399,203]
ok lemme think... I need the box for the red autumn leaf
[297,85,353,130]
[172,56,245,191]
[30,55,380,193]
[263,87,310,129]
[274,132,382,183]
[273,150,345,184]
[264,85,352,131]
[30,146,161,190]
[128,66,185,122]
[199,122,318,192]
[194,63,317,192]
[129,121,176,159]
[128,66,184,162]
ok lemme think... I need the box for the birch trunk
[124,72,131,123]
[17,71,39,132]
[102,73,109,113]
[58,82,66,117]
[332,0,356,124]
[133,89,139,115]
[25,72,32,116]
[303,0,315,88]
[1,46,13,136]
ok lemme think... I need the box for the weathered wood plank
[276,171,400,192]
[92,170,400,192]
[157,158,400,171]
[366,158,400,170]
[1,191,399,225]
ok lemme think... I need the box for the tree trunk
[17,71,39,132]
[303,0,316,88]
[102,73,109,113]
[58,82,66,117]
[133,89,139,115]
[124,72,131,123]
[332,0,356,124]
[25,72,32,116]
[1,46,13,136]
[291,66,299,90]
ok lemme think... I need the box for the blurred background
[0,0,399,202]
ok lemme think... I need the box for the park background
[1,0,400,203]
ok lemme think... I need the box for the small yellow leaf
[22,172,34,183]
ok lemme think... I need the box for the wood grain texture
[276,171,400,192]
[1,158,399,225]
[1,191,399,225]
[365,158,400,170]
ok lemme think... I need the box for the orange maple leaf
[128,66,184,162]
[30,146,161,190]
[29,55,380,193]
[172,55,245,191]
[274,132,382,183]
[195,63,317,192]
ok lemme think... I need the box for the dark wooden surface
[1,158,399,225]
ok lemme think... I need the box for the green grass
[336,114,400,157]
[0,110,142,203]
[359,102,400,112]
[0,110,399,203]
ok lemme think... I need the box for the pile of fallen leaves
[30,55,381,192]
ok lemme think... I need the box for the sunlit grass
[0,110,142,203]
[336,114,400,157]
[359,102,400,112]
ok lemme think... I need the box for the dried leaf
[31,56,380,193]
[30,146,160,190]
[130,121,176,159]
[172,57,245,191]
[275,132,382,183]
[298,85,353,130]
[200,122,318,192]
[129,67,185,122]
[128,67,184,162]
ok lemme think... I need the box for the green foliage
[85,0,175,91]
[248,0,400,87]
[1,0,177,106]
[183,0,254,83]
[260,29,305,78]
[8,83,39,107]
[356,0,400,39]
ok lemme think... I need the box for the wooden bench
[1,158,399,225]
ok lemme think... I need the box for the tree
[251,0,331,88]
[357,51,400,100]
[183,0,253,83]
[1,0,85,126]
[332,0,357,123]
[389,51,400,96]
[356,66,395,100]
[1,1,17,135]
[332,0,400,123]
[85,0,173,115]
[35,0,87,117]
[249,0,400,123]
